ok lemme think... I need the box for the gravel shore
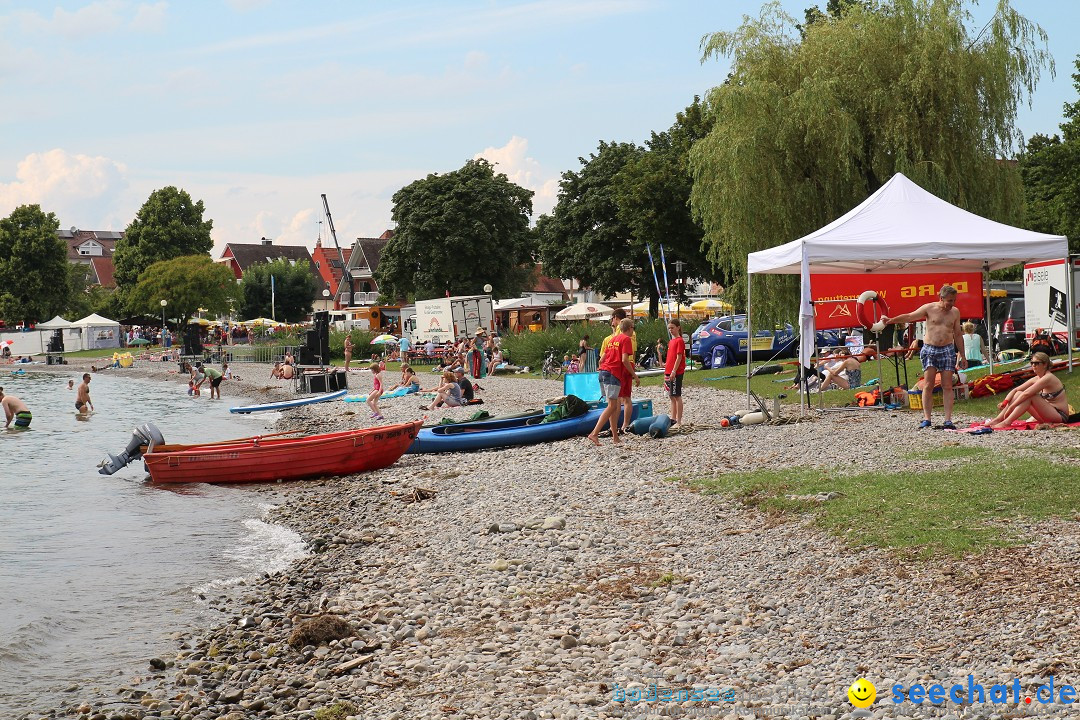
[25,360,1080,720]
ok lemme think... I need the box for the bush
[501,318,673,369]
[329,328,377,360]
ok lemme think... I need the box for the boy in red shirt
[664,318,686,428]
[587,318,639,445]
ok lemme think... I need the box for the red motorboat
[139,421,421,484]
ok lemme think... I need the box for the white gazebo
[72,313,121,350]
[746,173,1069,409]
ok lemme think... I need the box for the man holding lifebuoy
[879,285,967,430]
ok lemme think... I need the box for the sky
[1,0,1078,257]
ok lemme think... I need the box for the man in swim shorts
[1,387,31,428]
[881,285,967,429]
[76,373,94,414]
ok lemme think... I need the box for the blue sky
[1,0,1077,254]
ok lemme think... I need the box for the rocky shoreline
[20,359,1080,720]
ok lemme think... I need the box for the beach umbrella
[188,318,211,326]
[690,298,733,313]
[0,339,13,348]
[243,318,278,326]
[554,302,614,321]
[128,337,151,346]
[371,334,398,345]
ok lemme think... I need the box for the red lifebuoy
[855,290,889,331]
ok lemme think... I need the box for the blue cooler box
[546,372,653,419]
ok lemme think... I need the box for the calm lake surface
[0,370,308,716]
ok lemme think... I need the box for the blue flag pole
[646,244,664,322]
[660,244,673,324]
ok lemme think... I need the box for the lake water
[0,370,308,717]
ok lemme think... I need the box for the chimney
[260,237,272,246]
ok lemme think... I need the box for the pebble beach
[21,360,1080,720]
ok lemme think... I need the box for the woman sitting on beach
[419,371,462,410]
[388,365,421,394]
[984,352,1068,427]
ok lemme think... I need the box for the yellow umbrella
[242,317,278,326]
[690,299,733,313]
[188,318,210,326]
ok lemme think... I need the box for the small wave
[224,518,308,576]
[192,575,248,599]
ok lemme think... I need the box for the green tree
[64,262,114,320]
[239,258,317,322]
[692,0,1052,318]
[113,187,214,307]
[0,205,69,324]
[127,255,238,328]
[537,142,650,307]
[375,159,535,300]
[1019,57,1080,253]
[615,97,724,304]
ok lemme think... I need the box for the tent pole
[746,261,752,412]
[983,263,993,375]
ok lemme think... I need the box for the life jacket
[969,373,1017,398]
[854,389,880,407]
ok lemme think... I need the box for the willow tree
[690,0,1053,318]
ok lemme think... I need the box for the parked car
[690,314,841,368]
[987,297,1026,352]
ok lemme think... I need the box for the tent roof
[37,315,72,329]
[748,173,1068,275]
[72,313,119,327]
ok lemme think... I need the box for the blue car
[690,315,840,369]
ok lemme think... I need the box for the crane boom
[321,194,351,304]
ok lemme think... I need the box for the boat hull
[144,421,421,484]
[406,403,647,454]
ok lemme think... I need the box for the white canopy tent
[72,313,121,350]
[37,315,73,330]
[746,173,1070,409]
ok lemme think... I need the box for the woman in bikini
[984,352,1068,428]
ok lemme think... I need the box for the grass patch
[693,455,1080,558]
[918,446,988,462]
[314,701,359,720]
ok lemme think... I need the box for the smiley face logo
[848,678,876,708]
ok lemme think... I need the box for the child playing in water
[367,362,385,421]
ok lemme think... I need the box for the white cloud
[226,0,272,11]
[0,149,128,228]
[474,136,559,217]
[130,1,168,32]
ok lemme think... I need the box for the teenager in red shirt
[587,318,639,445]
[664,318,686,428]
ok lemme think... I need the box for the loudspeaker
[182,327,203,356]
[306,373,329,393]
[297,346,317,365]
[312,311,330,365]
[47,329,65,353]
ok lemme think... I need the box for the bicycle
[541,348,562,379]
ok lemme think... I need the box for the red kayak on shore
[141,420,421,484]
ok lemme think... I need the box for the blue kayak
[229,389,348,414]
[406,401,648,454]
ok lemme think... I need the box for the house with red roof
[58,227,120,287]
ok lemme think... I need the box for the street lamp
[483,283,492,294]
[160,299,168,347]
[322,288,331,311]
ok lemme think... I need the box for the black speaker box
[306,373,329,393]
[182,327,203,356]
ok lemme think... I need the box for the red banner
[810,272,984,330]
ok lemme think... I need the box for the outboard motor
[98,423,166,475]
